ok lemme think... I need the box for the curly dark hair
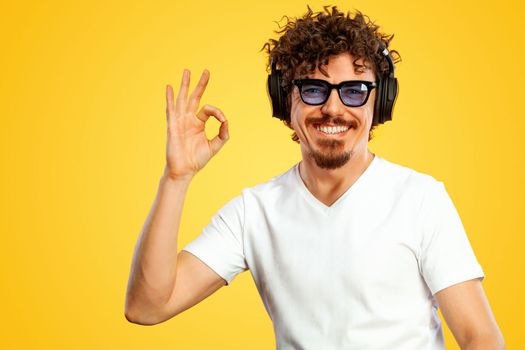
[261,5,401,143]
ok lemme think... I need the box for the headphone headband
[380,46,395,76]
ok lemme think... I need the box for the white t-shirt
[182,154,484,350]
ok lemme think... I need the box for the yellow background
[1,0,522,348]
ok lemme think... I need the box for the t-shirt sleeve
[181,193,248,286]
[418,180,485,295]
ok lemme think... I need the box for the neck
[298,149,375,206]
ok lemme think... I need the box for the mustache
[307,116,357,128]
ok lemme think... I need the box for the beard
[298,115,360,169]
[308,138,354,170]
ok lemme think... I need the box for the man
[125,6,505,349]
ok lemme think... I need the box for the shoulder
[216,164,298,217]
[240,163,298,199]
[374,155,446,211]
[377,154,442,191]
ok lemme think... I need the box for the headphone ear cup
[267,68,289,121]
[373,78,385,126]
[382,76,398,124]
[373,75,398,125]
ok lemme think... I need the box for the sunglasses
[292,79,377,107]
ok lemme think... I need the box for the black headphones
[266,44,398,126]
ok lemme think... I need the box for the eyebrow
[297,78,376,85]
[303,63,372,79]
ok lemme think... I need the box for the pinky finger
[166,85,175,121]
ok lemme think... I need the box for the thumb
[209,120,229,156]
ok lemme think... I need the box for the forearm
[462,334,506,350]
[125,170,192,320]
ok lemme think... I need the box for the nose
[320,87,345,116]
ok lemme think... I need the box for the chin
[309,148,354,170]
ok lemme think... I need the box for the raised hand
[164,69,229,181]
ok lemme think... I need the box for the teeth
[316,125,350,134]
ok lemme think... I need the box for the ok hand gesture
[164,69,229,181]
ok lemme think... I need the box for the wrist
[161,168,194,185]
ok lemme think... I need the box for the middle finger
[187,69,210,113]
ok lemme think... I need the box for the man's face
[290,52,376,170]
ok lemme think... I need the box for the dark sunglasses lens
[300,81,328,104]
[340,82,369,106]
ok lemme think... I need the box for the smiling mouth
[313,123,353,136]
